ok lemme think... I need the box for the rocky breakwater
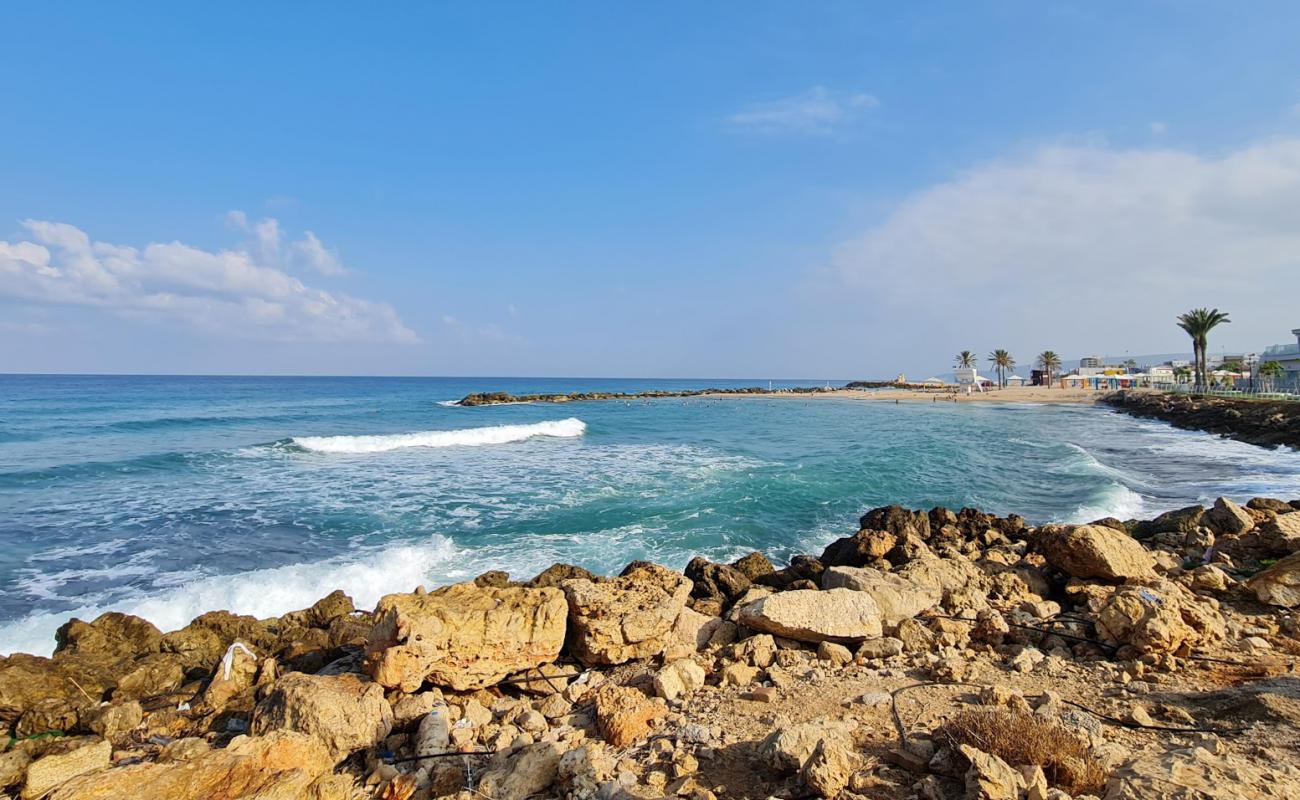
[455,386,833,406]
[6,497,1300,799]
[1101,389,1300,449]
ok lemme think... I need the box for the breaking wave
[291,418,587,454]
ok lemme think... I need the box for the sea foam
[292,418,586,454]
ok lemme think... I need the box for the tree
[1260,360,1285,391]
[1037,351,1062,387]
[1124,358,1138,373]
[955,350,976,369]
[1173,365,1192,384]
[988,349,1015,388]
[1176,308,1230,391]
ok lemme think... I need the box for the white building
[1261,329,1300,377]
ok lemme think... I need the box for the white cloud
[727,86,879,136]
[226,210,346,275]
[0,218,417,343]
[829,137,1300,354]
[292,231,347,277]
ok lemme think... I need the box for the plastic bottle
[415,700,450,757]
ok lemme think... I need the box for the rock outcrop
[365,582,567,691]
[1247,551,1300,607]
[561,562,692,665]
[1035,524,1156,581]
[251,673,393,763]
[737,588,883,643]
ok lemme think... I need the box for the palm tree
[954,350,976,369]
[988,349,1014,388]
[1176,308,1231,391]
[1037,351,1061,387]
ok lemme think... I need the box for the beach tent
[922,377,945,385]
[1005,374,1028,386]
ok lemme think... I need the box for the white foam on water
[292,418,586,454]
[1063,483,1148,523]
[0,535,457,657]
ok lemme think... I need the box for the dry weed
[936,709,1107,795]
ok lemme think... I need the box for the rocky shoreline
[1101,390,1300,449]
[5,498,1300,799]
[455,387,835,406]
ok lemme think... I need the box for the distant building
[1079,356,1104,368]
[1261,328,1300,377]
[1005,374,1028,386]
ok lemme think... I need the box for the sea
[4,374,1300,657]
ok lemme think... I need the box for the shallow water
[3,374,1300,656]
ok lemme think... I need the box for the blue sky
[3,2,1300,378]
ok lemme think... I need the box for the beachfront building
[1079,356,1104,369]
[1261,329,1300,379]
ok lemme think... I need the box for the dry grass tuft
[936,709,1107,795]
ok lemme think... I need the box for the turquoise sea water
[4,374,1300,657]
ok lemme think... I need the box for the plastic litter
[220,642,257,681]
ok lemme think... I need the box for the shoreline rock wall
[1102,389,1300,449]
[4,495,1300,799]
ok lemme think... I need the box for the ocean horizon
[4,373,1300,657]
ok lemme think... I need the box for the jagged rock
[758,720,854,774]
[1254,513,1300,555]
[473,570,511,588]
[816,641,852,666]
[306,590,355,627]
[200,640,259,712]
[0,653,109,732]
[1248,497,1294,513]
[801,738,857,798]
[251,672,393,763]
[1,749,32,791]
[591,684,666,747]
[820,566,941,626]
[113,653,186,701]
[557,742,616,800]
[54,613,162,661]
[478,742,562,800]
[653,659,706,701]
[1136,505,1206,537]
[366,582,567,691]
[1247,551,1300,607]
[820,529,898,567]
[684,557,751,607]
[731,552,775,580]
[1206,497,1254,536]
[1035,524,1156,581]
[856,637,904,660]
[737,588,882,643]
[1096,581,1224,654]
[21,739,110,800]
[958,744,1023,800]
[161,611,277,675]
[526,563,598,588]
[662,607,724,660]
[562,563,692,665]
[860,505,931,540]
[80,701,142,740]
[47,731,334,800]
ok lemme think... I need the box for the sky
[2,2,1300,379]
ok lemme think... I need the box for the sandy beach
[703,385,1106,404]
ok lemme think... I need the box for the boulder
[252,672,393,763]
[1105,746,1300,799]
[1,749,32,791]
[802,738,857,798]
[199,641,260,712]
[738,589,883,643]
[1247,551,1300,607]
[1248,497,1294,513]
[684,557,751,607]
[366,582,567,691]
[0,654,108,732]
[661,606,724,660]
[525,563,597,589]
[731,552,775,580]
[478,742,562,800]
[1254,513,1300,555]
[653,659,706,701]
[113,653,186,701]
[306,590,355,627]
[1205,497,1254,536]
[1035,524,1156,581]
[757,720,854,774]
[1136,505,1205,537]
[591,684,666,747]
[959,744,1023,800]
[80,701,142,740]
[1096,582,1224,655]
[860,505,931,540]
[54,613,162,662]
[47,731,334,800]
[161,611,277,675]
[820,529,898,568]
[820,566,941,627]
[21,739,111,800]
[562,563,692,665]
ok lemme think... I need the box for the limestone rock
[562,563,692,665]
[306,590,355,627]
[1255,513,1300,555]
[47,731,333,800]
[959,744,1023,800]
[54,613,162,661]
[591,684,666,747]
[653,659,706,701]
[758,720,853,774]
[21,739,110,800]
[1105,746,1300,799]
[685,557,751,607]
[731,552,775,580]
[1036,524,1156,581]
[80,700,142,739]
[478,742,562,800]
[816,641,853,666]
[1205,497,1254,536]
[737,588,883,643]
[1247,551,1300,607]
[821,566,941,626]
[161,611,277,674]
[526,563,597,589]
[801,738,857,798]
[252,672,394,763]
[661,607,723,661]
[1,749,32,792]
[200,640,259,712]
[1096,582,1224,654]
[366,582,567,691]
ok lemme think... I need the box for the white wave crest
[292,418,586,454]
[0,536,457,657]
